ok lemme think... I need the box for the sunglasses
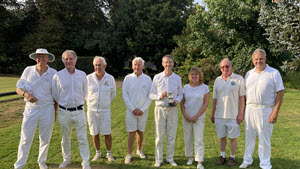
[220,65,230,69]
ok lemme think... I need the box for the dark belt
[59,105,83,111]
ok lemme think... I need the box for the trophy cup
[168,92,175,107]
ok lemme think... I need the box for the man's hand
[160,91,167,99]
[132,109,139,116]
[137,110,144,116]
[269,112,278,124]
[173,100,178,106]
[210,114,215,124]
[237,113,244,124]
[25,93,38,103]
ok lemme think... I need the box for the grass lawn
[0,85,299,168]
[0,76,20,101]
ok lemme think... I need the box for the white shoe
[59,161,71,168]
[187,157,194,165]
[197,163,205,169]
[166,160,177,166]
[124,154,132,164]
[154,161,162,167]
[82,164,91,169]
[92,152,101,161]
[239,163,251,168]
[136,150,146,159]
[39,163,48,169]
[106,152,115,161]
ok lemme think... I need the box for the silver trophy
[168,92,175,107]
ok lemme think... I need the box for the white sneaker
[136,150,146,159]
[239,163,251,168]
[82,164,91,169]
[92,152,101,161]
[187,157,194,165]
[39,163,48,169]
[154,161,162,167]
[197,163,205,169]
[166,160,177,166]
[106,152,115,161]
[59,161,71,168]
[124,154,132,164]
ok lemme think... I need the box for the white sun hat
[29,48,55,62]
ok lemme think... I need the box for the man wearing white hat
[52,50,91,169]
[14,48,57,169]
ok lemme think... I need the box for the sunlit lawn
[0,81,299,169]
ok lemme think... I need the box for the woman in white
[180,67,210,169]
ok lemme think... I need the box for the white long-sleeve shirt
[149,71,183,106]
[86,72,116,112]
[122,72,152,112]
[19,65,56,108]
[245,65,284,106]
[52,68,87,108]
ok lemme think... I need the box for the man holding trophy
[149,54,183,167]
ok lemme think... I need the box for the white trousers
[58,109,90,166]
[154,106,178,162]
[14,105,55,169]
[183,118,205,162]
[243,105,274,169]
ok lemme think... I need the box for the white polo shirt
[245,65,284,106]
[213,73,246,119]
[122,72,152,112]
[52,68,87,108]
[86,72,116,112]
[182,83,210,119]
[149,71,183,106]
[19,65,56,108]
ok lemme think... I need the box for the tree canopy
[172,0,291,84]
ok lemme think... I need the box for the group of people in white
[14,48,284,169]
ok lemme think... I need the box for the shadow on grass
[43,157,300,169]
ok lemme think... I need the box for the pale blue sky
[194,0,203,5]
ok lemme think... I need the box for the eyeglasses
[220,65,230,69]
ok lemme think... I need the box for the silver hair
[132,57,145,66]
[252,49,267,58]
[220,58,232,66]
[93,56,107,65]
[61,50,78,62]
[162,54,174,62]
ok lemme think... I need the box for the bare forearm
[239,96,245,115]
[16,88,25,97]
[273,90,284,115]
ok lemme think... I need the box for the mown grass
[0,86,299,169]
[0,76,20,101]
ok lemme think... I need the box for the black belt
[59,105,83,111]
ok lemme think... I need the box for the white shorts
[126,109,149,132]
[87,110,111,135]
[215,118,240,138]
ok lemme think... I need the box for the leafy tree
[0,0,23,73]
[176,57,217,85]
[173,0,286,80]
[258,0,300,89]
[259,0,300,54]
[110,0,194,71]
